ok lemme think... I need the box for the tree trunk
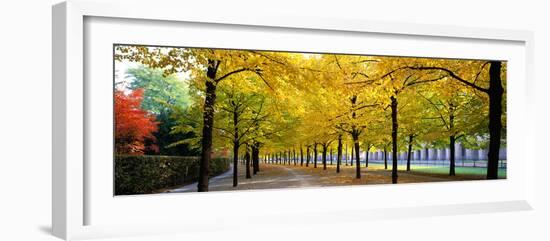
[391,96,399,184]
[289,149,292,165]
[232,102,239,186]
[252,146,257,175]
[322,144,327,170]
[313,143,318,168]
[330,147,333,165]
[287,149,290,165]
[450,135,456,176]
[197,61,219,192]
[365,144,369,168]
[245,147,251,179]
[256,149,260,172]
[353,133,361,179]
[337,135,342,173]
[300,145,304,166]
[256,148,260,172]
[384,146,388,170]
[406,135,413,172]
[306,146,310,167]
[350,143,354,166]
[288,149,291,165]
[233,141,239,187]
[285,150,290,165]
[487,61,503,179]
[287,149,292,165]
[284,150,290,165]
[252,142,260,174]
[345,144,348,166]
[294,148,297,166]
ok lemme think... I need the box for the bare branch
[351,72,369,80]
[406,66,489,93]
[417,92,449,129]
[406,75,447,87]
[215,68,249,82]
[252,70,275,91]
[473,61,491,86]
[248,51,286,66]
[351,59,379,64]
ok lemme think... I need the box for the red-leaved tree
[115,89,159,154]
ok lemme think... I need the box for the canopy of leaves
[114,45,506,156]
[114,89,159,154]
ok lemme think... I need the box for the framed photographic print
[53,0,535,240]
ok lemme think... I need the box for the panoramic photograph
[113,45,507,195]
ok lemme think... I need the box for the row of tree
[114,46,506,191]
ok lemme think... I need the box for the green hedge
[115,155,230,195]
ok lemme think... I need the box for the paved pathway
[166,164,236,193]
[166,163,321,193]
[165,162,483,193]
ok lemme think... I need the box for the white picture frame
[52,0,535,240]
